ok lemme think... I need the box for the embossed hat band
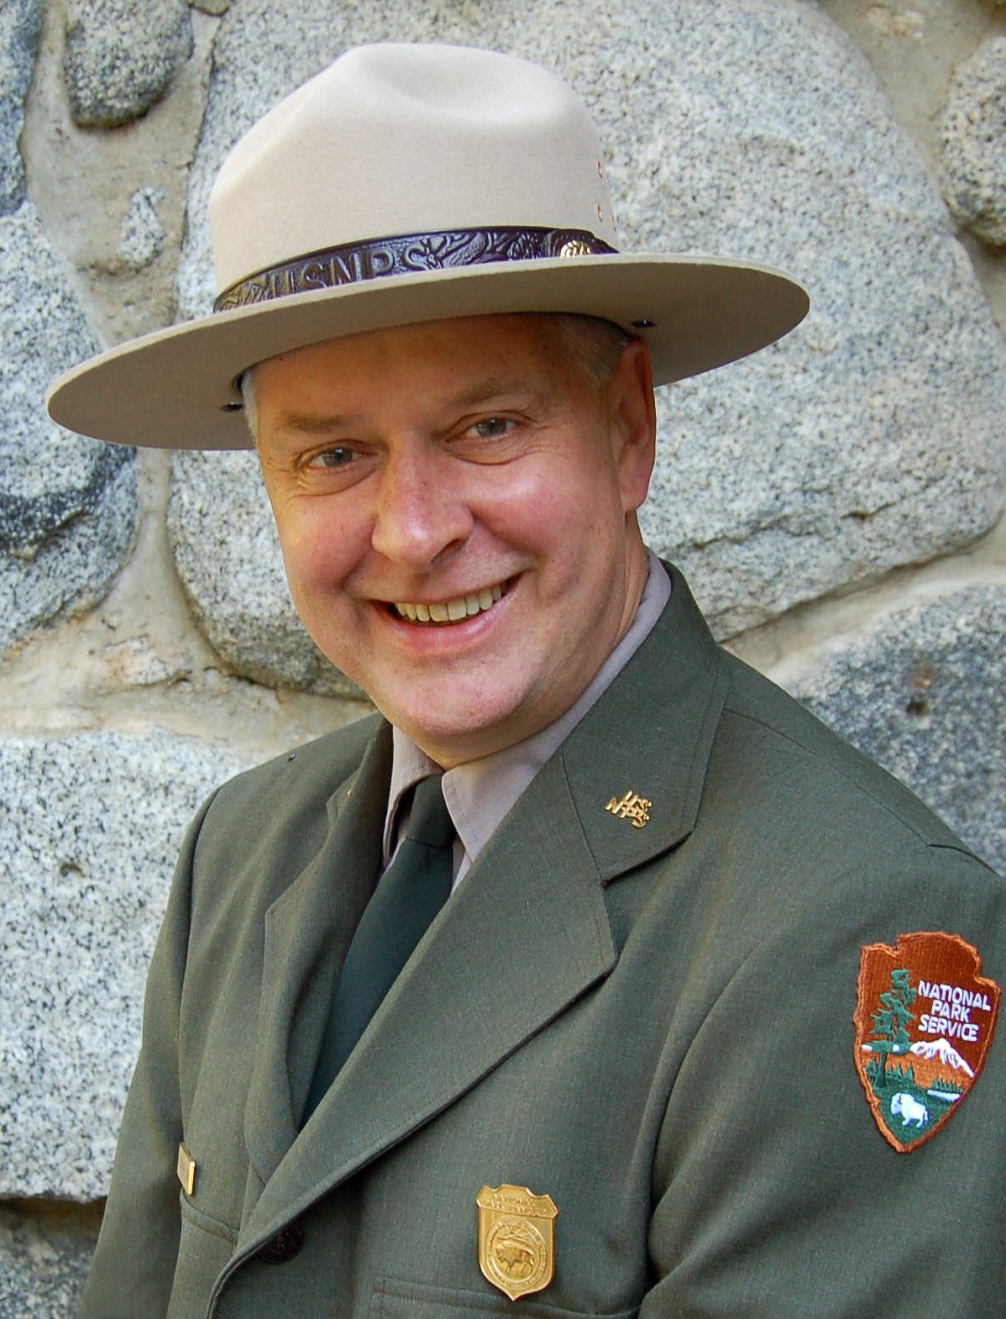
[213,227,618,313]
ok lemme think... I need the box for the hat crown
[48,43,809,451]
[210,43,617,294]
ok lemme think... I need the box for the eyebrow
[447,375,540,409]
[270,376,548,436]
[270,411,357,435]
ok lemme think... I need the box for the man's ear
[609,338,657,514]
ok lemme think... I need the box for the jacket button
[256,1220,305,1264]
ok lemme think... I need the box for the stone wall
[3,0,1006,1310]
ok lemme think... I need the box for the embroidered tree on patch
[866,969,917,1088]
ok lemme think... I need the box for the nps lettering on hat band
[213,226,618,312]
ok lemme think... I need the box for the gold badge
[477,1184,558,1301]
[604,789,651,829]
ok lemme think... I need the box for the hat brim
[47,253,808,450]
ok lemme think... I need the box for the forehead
[251,313,589,412]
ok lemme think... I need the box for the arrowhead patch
[854,932,1000,1152]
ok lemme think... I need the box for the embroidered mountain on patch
[853,932,1000,1152]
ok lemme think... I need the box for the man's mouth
[392,581,506,625]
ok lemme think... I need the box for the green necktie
[302,774,455,1122]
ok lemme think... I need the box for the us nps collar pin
[605,789,651,829]
[477,1184,558,1301]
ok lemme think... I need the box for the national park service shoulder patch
[854,932,1000,1152]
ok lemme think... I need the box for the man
[48,42,1006,1319]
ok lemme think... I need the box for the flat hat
[46,42,809,451]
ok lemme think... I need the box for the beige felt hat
[47,42,809,451]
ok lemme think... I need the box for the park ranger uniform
[81,565,1006,1319]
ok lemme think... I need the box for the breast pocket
[371,1276,640,1319]
[167,1197,238,1319]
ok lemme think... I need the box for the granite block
[0,1201,100,1318]
[0,204,137,655]
[789,585,1006,874]
[0,0,42,215]
[63,0,192,129]
[0,730,257,1200]
[939,36,1006,247]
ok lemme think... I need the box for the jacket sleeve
[79,794,215,1319]
[639,840,1006,1319]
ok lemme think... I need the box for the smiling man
[253,315,655,767]
[49,42,1006,1319]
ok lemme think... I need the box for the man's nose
[370,443,474,570]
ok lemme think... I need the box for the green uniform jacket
[81,567,1006,1319]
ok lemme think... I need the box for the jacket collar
[560,562,731,881]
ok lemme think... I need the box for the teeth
[393,582,507,626]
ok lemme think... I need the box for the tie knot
[407,775,454,848]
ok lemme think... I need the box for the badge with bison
[477,1184,558,1300]
[854,932,1000,1152]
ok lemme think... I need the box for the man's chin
[374,691,535,767]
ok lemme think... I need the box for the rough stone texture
[168,450,361,697]
[119,185,167,273]
[0,729,258,1200]
[788,584,1006,874]
[63,0,193,130]
[938,36,1006,247]
[0,1201,100,1318]
[0,0,41,216]
[170,0,1006,680]
[20,0,213,345]
[0,204,137,656]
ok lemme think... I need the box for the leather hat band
[214,226,618,312]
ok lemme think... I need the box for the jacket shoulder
[188,711,386,875]
[720,651,978,856]
[211,711,383,811]
[172,711,388,948]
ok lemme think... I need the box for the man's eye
[308,446,357,469]
[470,417,513,440]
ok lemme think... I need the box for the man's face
[255,314,656,767]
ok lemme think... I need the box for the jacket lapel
[239,565,730,1252]
[240,745,616,1249]
[559,565,731,882]
[243,725,391,1184]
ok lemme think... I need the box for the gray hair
[240,368,259,443]
[548,314,634,389]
